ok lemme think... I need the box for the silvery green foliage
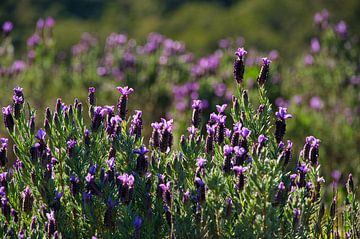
[0,54,359,238]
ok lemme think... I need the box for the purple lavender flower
[0,172,8,187]
[67,139,77,157]
[150,122,162,149]
[45,17,55,28]
[275,107,293,121]
[293,208,301,227]
[1,197,11,221]
[118,174,135,204]
[160,118,174,153]
[30,216,37,230]
[223,145,233,173]
[258,135,268,145]
[235,48,247,58]
[216,104,227,115]
[21,187,33,213]
[36,18,45,30]
[335,21,347,38]
[10,60,26,75]
[27,34,41,48]
[0,138,8,167]
[13,158,23,171]
[234,146,246,157]
[233,166,248,191]
[205,124,216,154]
[304,54,314,66]
[215,115,226,144]
[134,145,150,174]
[183,190,190,204]
[2,105,14,132]
[88,87,96,106]
[233,166,248,175]
[117,86,134,120]
[46,210,56,236]
[159,181,172,206]
[196,158,207,169]
[255,134,268,154]
[298,163,310,174]
[187,126,197,137]
[191,100,202,127]
[117,86,134,96]
[298,163,310,188]
[223,145,233,156]
[130,110,143,139]
[309,96,324,110]
[275,107,292,143]
[234,48,247,84]
[314,9,329,29]
[2,21,13,35]
[35,129,46,141]
[225,197,233,217]
[91,106,105,131]
[310,38,321,53]
[194,177,206,203]
[331,170,341,183]
[240,127,251,139]
[13,91,25,110]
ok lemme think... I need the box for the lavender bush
[0,50,359,238]
[278,10,360,180]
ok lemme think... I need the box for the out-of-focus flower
[310,38,321,53]
[309,96,324,110]
[45,17,55,28]
[304,54,314,65]
[2,21,13,35]
[334,21,347,38]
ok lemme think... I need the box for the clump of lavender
[0,49,358,239]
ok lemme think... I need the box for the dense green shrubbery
[0,56,358,237]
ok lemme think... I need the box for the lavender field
[0,4,359,239]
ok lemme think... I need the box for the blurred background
[0,0,359,196]
[2,0,360,57]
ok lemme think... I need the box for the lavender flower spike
[234,48,247,84]
[117,86,134,120]
[2,105,14,132]
[257,57,272,86]
[275,107,292,143]
[192,100,202,128]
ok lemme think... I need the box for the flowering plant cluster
[0,49,359,238]
[277,9,360,179]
